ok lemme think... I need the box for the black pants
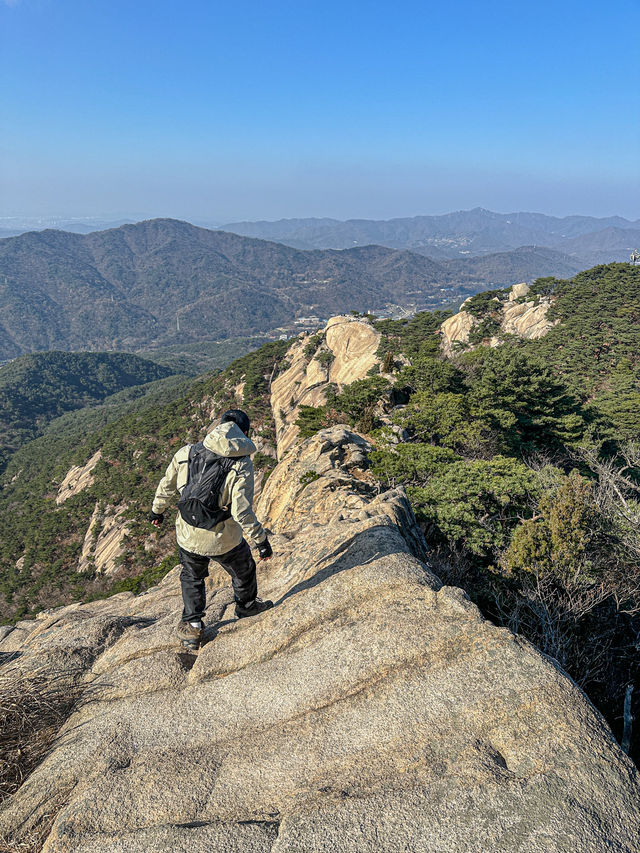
[178,539,258,623]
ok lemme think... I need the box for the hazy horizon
[1,206,639,232]
[1,194,638,229]
[2,0,639,222]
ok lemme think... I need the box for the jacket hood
[203,421,256,458]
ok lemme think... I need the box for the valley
[0,218,589,358]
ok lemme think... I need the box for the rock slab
[1,427,638,852]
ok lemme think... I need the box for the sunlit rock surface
[55,450,102,505]
[440,283,558,356]
[439,309,476,357]
[271,316,380,459]
[78,502,131,575]
[1,427,638,852]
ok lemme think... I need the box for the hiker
[149,409,273,649]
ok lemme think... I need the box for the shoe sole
[181,638,200,651]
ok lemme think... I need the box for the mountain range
[0,217,138,240]
[222,207,640,261]
[0,218,585,358]
[0,263,637,778]
[5,209,638,264]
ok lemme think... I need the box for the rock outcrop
[55,450,102,505]
[78,502,131,575]
[440,283,558,357]
[500,282,559,339]
[1,427,639,852]
[324,316,380,384]
[439,309,477,356]
[271,316,380,458]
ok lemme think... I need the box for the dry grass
[0,661,81,803]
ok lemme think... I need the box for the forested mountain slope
[438,262,640,437]
[0,218,584,357]
[0,351,176,469]
[0,263,637,761]
[441,245,580,284]
[0,339,290,621]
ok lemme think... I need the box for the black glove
[149,510,164,525]
[257,537,272,559]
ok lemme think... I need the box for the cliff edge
[0,427,638,852]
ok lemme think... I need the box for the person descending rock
[149,409,273,650]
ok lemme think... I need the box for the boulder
[508,282,531,301]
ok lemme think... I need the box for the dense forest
[0,262,637,760]
[0,351,176,469]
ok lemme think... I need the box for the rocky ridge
[44,315,380,583]
[440,282,558,357]
[1,421,639,851]
[271,315,381,458]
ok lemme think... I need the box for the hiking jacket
[151,421,267,557]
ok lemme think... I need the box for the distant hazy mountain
[442,245,582,285]
[0,217,138,239]
[222,208,639,260]
[0,218,584,358]
[557,227,640,266]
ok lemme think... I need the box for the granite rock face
[439,309,477,357]
[78,502,130,575]
[271,316,380,458]
[1,427,639,852]
[440,283,558,356]
[55,450,102,505]
[500,283,559,339]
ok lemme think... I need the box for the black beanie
[220,409,251,434]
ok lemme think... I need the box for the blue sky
[1,0,638,221]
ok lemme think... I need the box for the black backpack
[177,442,237,530]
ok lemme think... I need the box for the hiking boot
[235,598,274,619]
[176,620,203,650]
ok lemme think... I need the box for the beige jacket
[152,421,267,557]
